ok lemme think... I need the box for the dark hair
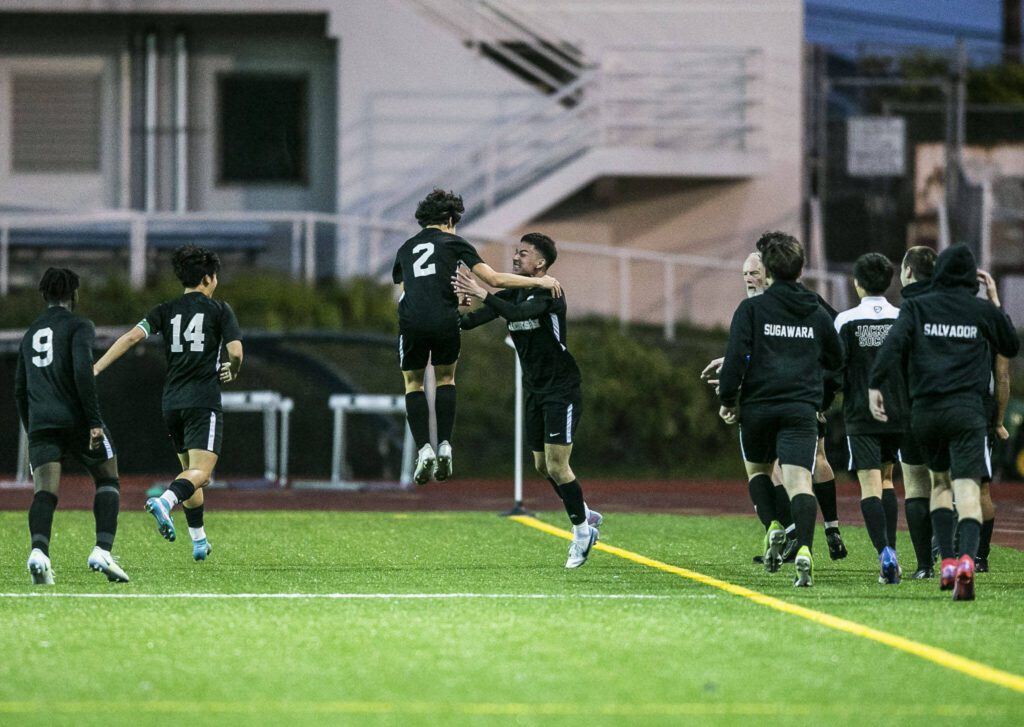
[415,188,465,227]
[38,267,80,304]
[521,232,557,270]
[853,252,893,295]
[757,231,804,282]
[172,245,221,288]
[902,245,936,282]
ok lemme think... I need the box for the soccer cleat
[793,546,814,587]
[781,534,799,563]
[192,538,212,561]
[878,546,901,585]
[27,548,54,585]
[951,555,975,601]
[413,444,436,485]
[939,558,957,591]
[974,556,988,573]
[586,508,603,528]
[145,497,176,542]
[911,566,934,580]
[763,521,786,573]
[825,527,848,560]
[434,441,453,481]
[87,546,129,583]
[565,527,599,569]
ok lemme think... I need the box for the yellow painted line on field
[511,515,1024,695]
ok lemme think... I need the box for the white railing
[0,210,846,337]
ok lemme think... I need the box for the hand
[868,388,887,422]
[93,365,100,377]
[219,362,237,383]
[996,424,1009,441]
[977,269,1001,307]
[89,427,105,450]
[452,266,487,301]
[700,357,724,385]
[816,411,827,424]
[719,406,738,425]
[535,275,562,298]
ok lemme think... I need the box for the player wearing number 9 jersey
[94,245,243,559]
[392,189,562,485]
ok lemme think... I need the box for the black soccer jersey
[138,292,242,412]
[460,287,581,396]
[834,296,907,434]
[14,307,103,432]
[392,228,483,333]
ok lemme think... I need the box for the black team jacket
[870,245,1019,407]
[719,280,843,409]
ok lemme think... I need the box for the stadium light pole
[500,336,532,517]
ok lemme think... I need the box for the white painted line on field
[0,592,718,600]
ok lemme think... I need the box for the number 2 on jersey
[412,243,436,278]
[31,327,53,367]
[170,313,206,352]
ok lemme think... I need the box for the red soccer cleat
[952,555,975,601]
[939,558,957,591]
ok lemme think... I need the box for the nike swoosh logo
[548,433,560,437]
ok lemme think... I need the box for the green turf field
[1,510,1023,726]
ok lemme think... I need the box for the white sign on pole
[847,116,905,177]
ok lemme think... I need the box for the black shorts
[817,417,826,439]
[28,426,116,470]
[398,327,461,371]
[739,402,818,471]
[525,389,582,452]
[898,430,926,467]
[982,426,996,484]
[911,404,990,481]
[846,432,901,471]
[164,408,224,455]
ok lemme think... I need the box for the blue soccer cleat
[879,546,901,585]
[192,538,212,561]
[145,497,176,542]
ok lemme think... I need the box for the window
[219,74,308,184]
[12,74,101,172]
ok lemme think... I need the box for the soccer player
[454,233,600,568]
[94,245,243,560]
[869,244,1019,600]
[393,189,561,485]
[834,253,907,584]
[15,268,128,584]
[719,233,843,586]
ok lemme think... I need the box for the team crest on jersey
[873,305,882,314]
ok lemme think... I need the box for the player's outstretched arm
[220,340,244,383]
[93,325,146,376]
[470,262,562,298]
[454,267,553,322]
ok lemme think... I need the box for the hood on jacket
[931,244,979,293]
[901,280,930,299]
[765,280,821,317]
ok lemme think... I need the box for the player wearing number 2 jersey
[94,245,243,560]
[392,189,562,485]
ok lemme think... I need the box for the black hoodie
[870,245,1019,405]
[719,280,843,408]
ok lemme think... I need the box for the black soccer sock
[774,485,793,527]
[905,497,933,568]
[556,480,587,526]
[860,496,889,554]
[546,477,565,500]
[813,479,838,522]
[28,491,58,557]
[931,507,957,560]
[404,391,431,449]
[881,488,898,551]
[93,478,120,552]
[957,518,982,560]
[978,518,995,559]
[790,493,817,550]
[183,503,205,529]
[434,384,457,444]
[747,474,776,529]
[167,478,196,505]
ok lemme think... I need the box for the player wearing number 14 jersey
[392,189,562,484]
[94,245,243,560]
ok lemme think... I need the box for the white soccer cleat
[565,527,599,569]
[27,548,54,585]
[414,443,436,485]
[87,546,129,583]
[434,441,453,481]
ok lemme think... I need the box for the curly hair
[521,232,557,270]
[172,245,221,288]
[415,188,465,227]
[38,267,80,304]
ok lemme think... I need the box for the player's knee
[953,482,982,522]
[545,461,573,483]
[94,477,119,495]
[533,459,549,478]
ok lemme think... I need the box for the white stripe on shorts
[566,403,573,444]
[983,433,992,479]
[738,426,747,462]
[398,334,404,368]
[846,435,854,471]
[208,411,217,451]
[102,434,113,460]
